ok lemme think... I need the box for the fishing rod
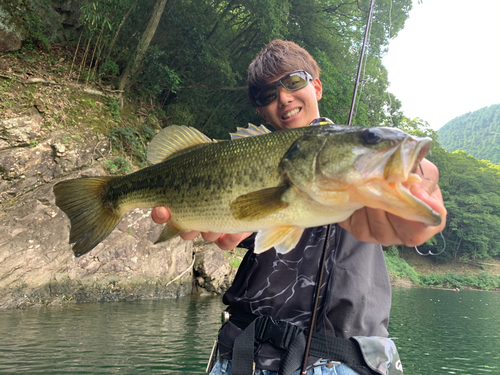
[348,0,376,126]
[300,0,376,373]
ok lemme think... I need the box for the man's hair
[247,39,320,107]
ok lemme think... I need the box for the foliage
[226,248,248,268]
[108,125,154,165]
[104,96,121,121]
[384,247,422,285]
[104,157,133,175]
[72,0,413,137]
[24,12,51,50]
[433,151,500,260]
[384,251,500,290]
[419,272,500,291]
[437,103,500,163]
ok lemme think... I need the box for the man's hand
[339,158,447,247]
[151,206,251,250]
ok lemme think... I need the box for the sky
[382,0,500,130]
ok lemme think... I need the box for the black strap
[279,330,307,375]
[230,308,366,375]
[232,318,257,375]
[310,332,364,367]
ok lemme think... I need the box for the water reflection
[389,288,500,374]
[0,289,499,374]
[0,295,225,374]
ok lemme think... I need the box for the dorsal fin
[147,125,213,164]
[230,123,271,140]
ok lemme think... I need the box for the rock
[0,115,196,308]
[0,0,81,51]
[0,179,196,308]
[0,26,22,53]
[0,114,240,309]
[0,115,43,149]
[194,244,238,294]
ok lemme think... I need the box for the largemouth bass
[53,124,441,257]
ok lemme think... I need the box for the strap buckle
[255,316,299,350]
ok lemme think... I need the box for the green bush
[384,249,421,285]
[104,97,120,121]
[384,248,500,291]
[104,157,133,175]
[419,272,500,290]
[108,125,154,165]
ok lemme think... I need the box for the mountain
[437,104,500,163]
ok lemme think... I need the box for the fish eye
[361,128,382,145]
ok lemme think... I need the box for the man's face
[257,73,323,131]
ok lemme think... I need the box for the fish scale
[53,124,441,257]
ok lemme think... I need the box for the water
[0,295,225,374]
[0,288,499,374]
[389,288,500,374]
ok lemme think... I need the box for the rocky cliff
[0,0,80,53]
[0,2,240,308]
[0,113,239,308]
[0,96,239,309]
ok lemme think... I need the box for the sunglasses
[254,70,313,107]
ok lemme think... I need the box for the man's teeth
[283,108,300,119]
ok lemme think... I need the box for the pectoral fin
[154,222,186,244]
[255,227,304,254]
[230,186,289,221]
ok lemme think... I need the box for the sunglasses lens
[255,71,311,106]
[256,86,277,106]
[282,72,308,91]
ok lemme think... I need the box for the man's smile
[282,107,301,119]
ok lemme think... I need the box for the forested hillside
[437,104,500,163]
[1,0,412,138]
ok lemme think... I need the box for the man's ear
[257,107,267,121]
[313,78,323,101]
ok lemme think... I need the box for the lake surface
[0,288,498,374]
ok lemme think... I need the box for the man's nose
[277,86,294,106]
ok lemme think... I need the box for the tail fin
[53,177,121,257]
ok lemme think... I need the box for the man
[152,40,446,375]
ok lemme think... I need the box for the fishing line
[415,231,446,256]
[386,0,395,127]
[347,0,377,126]
[353,7,374,120]
[414,161,443,256]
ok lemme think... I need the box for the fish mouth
[384,136,432,183]
[354,135,441,226]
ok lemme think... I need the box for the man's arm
[152,158,446,249]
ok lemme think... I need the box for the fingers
[181,231,201,240]
[201,232,222,242]
[151,206,170,224]
[215,232,253,250]
[151,206,250,250]
[339,208,401,246]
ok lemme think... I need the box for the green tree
[117,0,170,101]
[438,103,500,163]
